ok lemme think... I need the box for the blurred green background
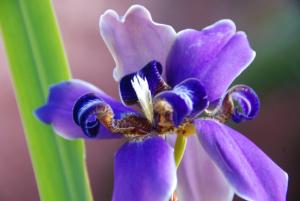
[0,0,299,200]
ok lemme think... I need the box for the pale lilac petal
[113,137,177,201]
[195,119,288,201]
[100,5,176,81]
[35,79,134,139]
[166,20,255,101]
[172,135,234,201]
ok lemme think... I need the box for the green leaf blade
[0,1,94,201]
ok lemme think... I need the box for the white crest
[131,75,153,122]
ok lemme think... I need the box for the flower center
[72,61,259,138]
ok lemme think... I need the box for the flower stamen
[153,99,175,134]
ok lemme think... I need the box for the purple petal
[100,5,176,81]
[35,79,134,139]
[166,20,255,102]
[113,137,177,201]
[154,79,208,126]
[154,91,190,127]
[195,119,288,201]
[228,85,260,123]
[175,135,234,201]
[173,78,208,117]
[119,60,167,105]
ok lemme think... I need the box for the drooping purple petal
[173,135,234,201]
[166,19,255,102]
[195,119,288,201]
[154,78,208,126]
[227,85,260,123]
[100,5,176,81]
[35,79,134,139]
[113,137,177,201]
[119,60,168,105]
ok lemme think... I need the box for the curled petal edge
[35,79,133,139]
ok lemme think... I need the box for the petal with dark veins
[195,119,288,201]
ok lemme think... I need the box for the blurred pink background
[0,0,299,200]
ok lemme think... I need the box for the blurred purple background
[0,0,299,200]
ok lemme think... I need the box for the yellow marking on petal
[176,122,196,137]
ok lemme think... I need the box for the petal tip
[125,4,152,20]
[216,18,236,28]
[34,105,52,124]
[203,19,236,33]
[250,49,256,61]
[235,31,256,64]
[125,4,176,34]
[99,9,119,34]
[99,4,151,30]
[219,19,235,25]
[283,170,289,187]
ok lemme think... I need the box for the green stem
[174,135,187,167]
[0,1,93,201]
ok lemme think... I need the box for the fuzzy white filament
[131,75,153,122]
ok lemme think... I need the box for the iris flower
[35,5,288,201]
